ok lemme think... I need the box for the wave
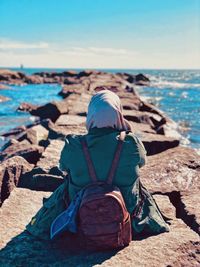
[148,75,200,89]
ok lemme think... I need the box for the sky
[0,0,200,69]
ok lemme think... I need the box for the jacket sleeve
[59,137,71,172]
[134,136,147,168]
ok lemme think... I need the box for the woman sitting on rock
[27,89,169,242]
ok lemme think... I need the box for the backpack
[78,131,132,250]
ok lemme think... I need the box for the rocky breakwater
[0,70,199,266]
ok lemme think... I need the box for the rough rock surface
[140,132,180,155]
[36,140,65,174]
[16,124,49,145]
[55,114,86,126]
[0,189,199,266]
[30,100,69,122]
[140,146,200,193]
[0,157,33,205]
[0,140,44,164]
[180,190,200,235]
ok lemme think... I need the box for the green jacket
[26,127,169,240]
[59,127,146,213]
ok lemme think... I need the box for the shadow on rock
[0,230,118,266]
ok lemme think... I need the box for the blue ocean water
[0,68,200,152]
[0,83,62,145]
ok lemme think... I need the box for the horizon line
[0,66,200,71]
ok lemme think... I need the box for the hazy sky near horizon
[0,0,200,69]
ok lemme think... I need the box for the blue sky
[0,0,199,69]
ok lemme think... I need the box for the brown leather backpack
[78,132,132,251]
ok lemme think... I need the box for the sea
[0,68,200,153]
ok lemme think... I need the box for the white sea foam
[148,75,200,89]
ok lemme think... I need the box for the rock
[135,73,150,86]
[62,70,78,77]
[77,70,99,78]
[55,114,86,126]
[0,138,19,151]
[123,109,162,128]
[36,140,65,174]
[0,140,44,164]
[17,102,39,112]
[0,95,10,102]
[1,125,26,138]
[156,123,182,139]
[140,146,200,193]
[139,100,165,116]
[24,75,44,84]
[0,69,24,81]
[48,124,87,140]
[16,128,38,144]
[66,93,91,115]
[58,83,87,98]
[140,132,180,155]
[0,157,33,205]
[30,100,69,122]
[31,124,49,143]
[179,190,200,235]
[121,96,141,110]
[0,69,27,85]
[0,188,51,249]
[129,121,156,134]
[0,189,199,266]
[17,125,49,145]
[119,73,150,86]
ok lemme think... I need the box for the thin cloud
[88,47,127,55]
[59,46,137,57]
[0,39,49,50]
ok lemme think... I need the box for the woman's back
[59,127,146,213]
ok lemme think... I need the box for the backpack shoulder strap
[80,137,98,183]
[107,131,126,185]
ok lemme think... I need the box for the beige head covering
[86,89,132,131]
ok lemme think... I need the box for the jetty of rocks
[0,69,199,266]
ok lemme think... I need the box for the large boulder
[17,125,49,145]
[179,190,200,235]
[0,69,25,81]
[24,75,44,84]
[0,140,44,164]
[140,146,200,193]
[0,69,27,85]
[55,114,86,126]
[0,156,33,205]
[140,132,180,155]
[1,125,27,138]
[129,121,156,134]
[123,109,163,128]
[30,100,69,122]
[119,73,150,86]
[58,83,87,98]
[65,93,91,115]
[135,73,150,86]
[0,189,199,266]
